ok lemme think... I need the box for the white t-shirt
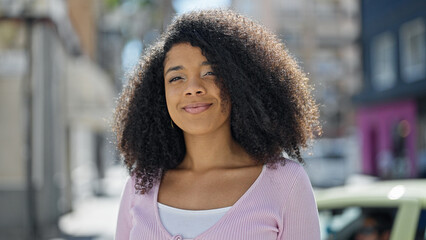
[158,202,231,239]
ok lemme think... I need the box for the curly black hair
[113,9,321,194]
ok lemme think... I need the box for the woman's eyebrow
[165,61,211,75]
[165,65,183,75]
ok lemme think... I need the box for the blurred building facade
[233,0,362,138]
[232,0,362,186]
[355,0,426,179]
[0,0,115,239]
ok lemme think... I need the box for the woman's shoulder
[121,175,136,196]
[266,159,306,179]
[263,159,311,193]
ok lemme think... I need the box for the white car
[315,179,426,240]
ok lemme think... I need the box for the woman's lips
[183,103,212,114]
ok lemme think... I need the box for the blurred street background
[0,0,425,239]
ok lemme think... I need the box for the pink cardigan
[115,160,320,240]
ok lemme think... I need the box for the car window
[319,207,397,240]
[416,209,426,240]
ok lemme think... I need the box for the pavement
[58,165,128,240]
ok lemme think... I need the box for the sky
[172,0,231,14]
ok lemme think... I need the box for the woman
[114,9,321,240]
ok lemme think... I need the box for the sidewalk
[58,166,128,240]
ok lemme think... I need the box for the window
[416,209,426,240]
[319,207,397,240]
[319,207,362,239]
[400,18,426,82]
[371,32,397,90]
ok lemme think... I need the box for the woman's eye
[169,76,182,83]
[204,71,215,76]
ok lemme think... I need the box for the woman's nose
[185,77,206,96]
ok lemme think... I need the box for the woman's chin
[181,127,213,136]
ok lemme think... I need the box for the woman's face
[163,43,231,136]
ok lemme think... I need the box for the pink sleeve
[115,177,134,240]
[279,168,321,240]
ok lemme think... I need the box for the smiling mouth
[183,103,212,114]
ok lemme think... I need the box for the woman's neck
[179,130,254,173]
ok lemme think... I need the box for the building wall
[0,20,69,239]
[232,0,361,137]
[0,21,26,188]
[0,0,117,239]
[32,22,69,237]
[0,19,32,240]
[357,0,425,178]
[360,0,426,98]
[357,100,417,177]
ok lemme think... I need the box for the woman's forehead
[163,43,208,68]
